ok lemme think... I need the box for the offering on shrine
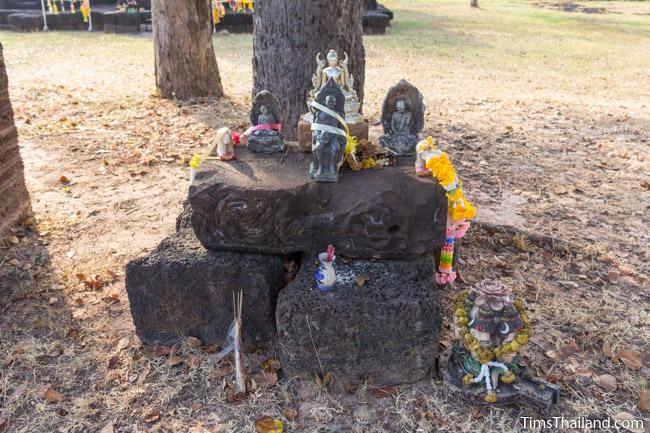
[309,78,348,182]
[379,79,424,156]
[303,50,363,125]
[315,245,337,292]
[440,279,560,410]
[244,90,284,153]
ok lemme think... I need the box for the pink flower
[436,271,457,285]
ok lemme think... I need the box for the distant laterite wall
[0,42,30,235]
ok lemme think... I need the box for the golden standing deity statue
[303,50,363,125]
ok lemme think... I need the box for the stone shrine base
[189,148,447,259]
[125,228,284,346]
[297,120,369,152]
[125,226,443,386]
[277,256,441,386]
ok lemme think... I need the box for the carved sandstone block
[276,256,441,386]
[189,149,447,259]
[125,229,284,346]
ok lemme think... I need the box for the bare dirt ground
[1,0,649,432]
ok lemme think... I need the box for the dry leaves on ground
[255,416,284,433]
[594,374,617,393]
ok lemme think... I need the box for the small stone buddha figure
[310,78,347,182]
[390,99,412,134]
[245,90,285,153]
[303,50,363,125]
[379,79,425,156]
[256,105,274,130]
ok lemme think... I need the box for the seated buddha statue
[303,50,363,125]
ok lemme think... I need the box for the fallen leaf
[608,269,619,284]
[255,416,284,433]
[37,384,63,403]
[574,367,592,378]
[137,365,151,384]
[225,389,244,403]
[155,345,173,357]
[641,352,650,367]
[594,374,617,392]
[545,350,558,359]
[6,236,19,245]
[59,175,71,184]
[99,421,114,433]
[618,348,643,370]
[0,417,6,433]
[282,408,297,421]
[602,342,614,358]
[639,390,650,412]
[143,410,160,423]
[560,340,581,357]
[202,344,219,354]
[185,354,200,369]
[370,386,399,398]
[190,402,204,412]
[48,297,59,305]
[617,265,634,276]
[165,355,184,367]
[211,365,230,380]
[8,259,19,266]
[108,355,120,369]
[355,275,370,286]
[613,412,645,433]
[264,371,279,386]
[597,254,612,263]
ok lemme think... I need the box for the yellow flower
[462,373,474,386]
[189,153,203,169]
[362,158,376,169]
[500,371,516,384]
[447,186,464,202]
[516,334,529,346]
[509,341,521,352]
[484,392,497,403]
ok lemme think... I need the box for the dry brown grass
[1,0,650,431]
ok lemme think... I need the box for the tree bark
[0,42,31,235]
[253,0,365,140]
[152,0,224,100]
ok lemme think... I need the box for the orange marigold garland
[415,137,476,284]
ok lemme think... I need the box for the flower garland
[453,289,531,365]
[415,137,476,285]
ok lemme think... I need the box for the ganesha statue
[439,279,560,411]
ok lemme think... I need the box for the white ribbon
[311,123,347,138]
[310,101,348,138]
[472,361,508,392]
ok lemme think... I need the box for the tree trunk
[253,0,365,140]
[0,42,31,235]
[152,0,224,100]
[470,0,478,7]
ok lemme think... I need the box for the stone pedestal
[189,148,447,259]
[297,120,369,152]
[247,134,285,154]
[276,257,441,386]
[125,228,284,346]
